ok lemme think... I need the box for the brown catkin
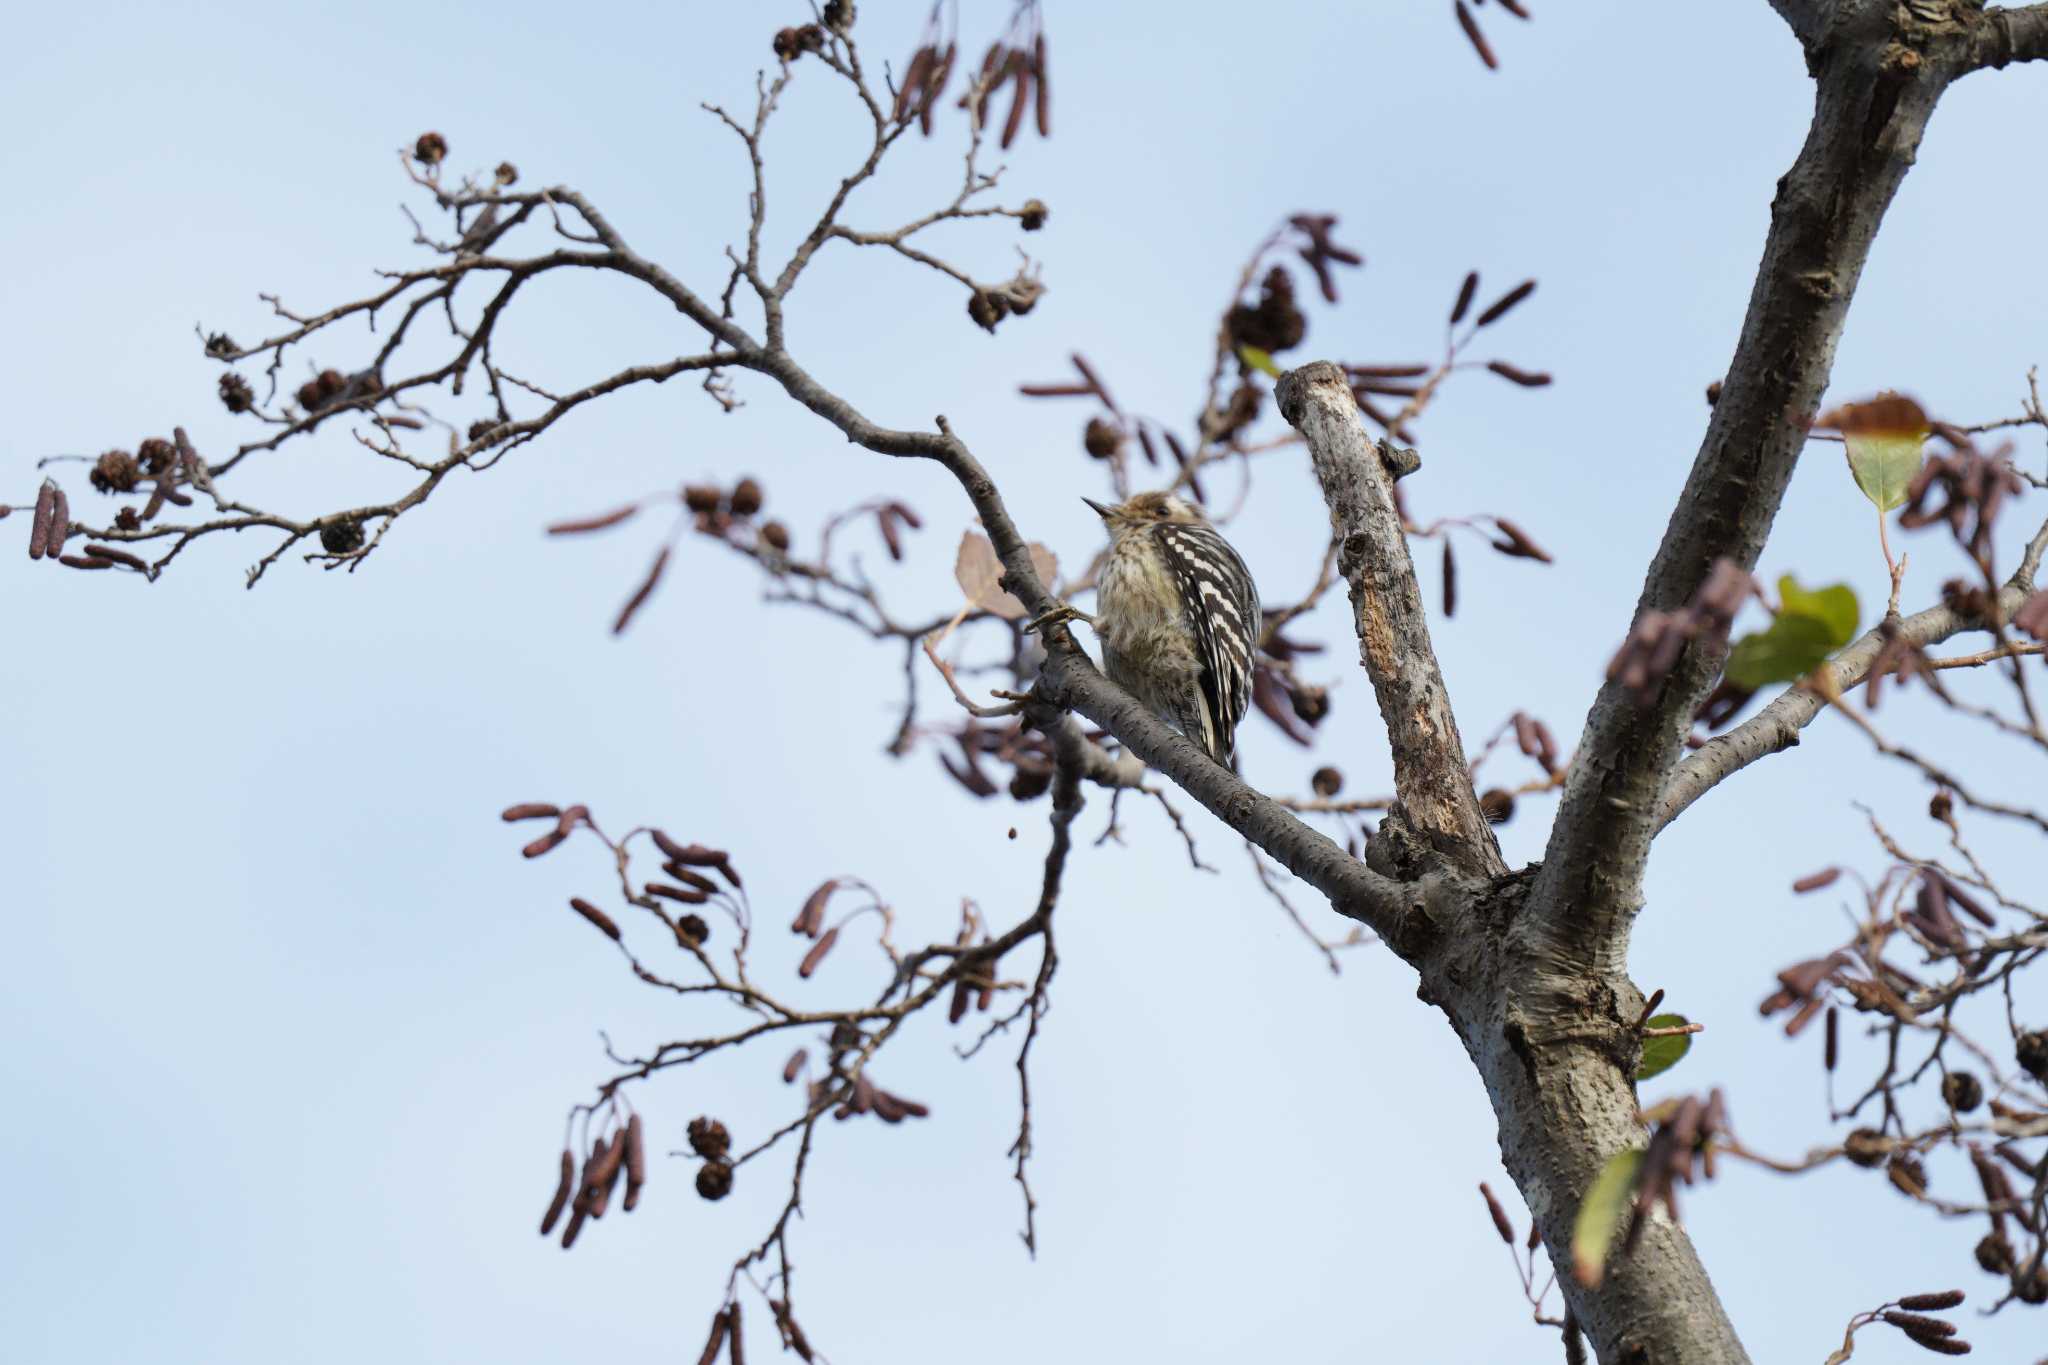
[1032,34,1050,137]
[794,882,836,938]
[622,1114,646,1210]
[1451,271,1479,325]
[1441,539,1457,618]
[522,830,568,859]
[1474,279,1537,327]
[1478,1183,1514,1245]
[612,547,669,635]
[1454,1,1497,69]
[1896,1291,1965,1312]
[559,1200,588,1249]
[570,898,622,941]
[1824,1006,1838,1072]
[587,1134,625,1218]
[1883,1311,1956,1337]
[540,1149,574,1235]
[49,487,70,555]
[798,927,839,979]
[547,505,638,535]
[694,1308,730,1365]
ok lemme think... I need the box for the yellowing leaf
[1236,344,1283,378]
[1636,1013,1694,1080]
[1572,1148,1644,1288]
[953,530,1058,621]
[1820,392,1927,513]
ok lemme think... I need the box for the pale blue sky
[5,3,2046,1362]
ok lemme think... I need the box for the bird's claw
[1025,603,1095,635]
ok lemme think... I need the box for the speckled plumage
[1090,492,1261,767]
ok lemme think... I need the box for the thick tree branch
[1768,0,1827,50]
[1533,11,1970,973]
[1276,361,1504,877]
[1967,2,2048,69]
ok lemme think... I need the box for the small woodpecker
[1085,491,1262,768]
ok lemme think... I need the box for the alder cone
[2016,1029,2048,1080]
[1843,1128,1889,1168]
[688,1115,731,1160]
[696,1160,734,1201]
[1974,1233,2014,1275]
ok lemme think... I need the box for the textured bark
[1277,373,1750,1364]
[1968,2,2048,69]
[1532,3,1981,981]
[1276,363,1506,878]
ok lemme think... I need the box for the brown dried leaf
[953,530,1057,619]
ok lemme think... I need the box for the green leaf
[1725,613,1838,689]
[1636,1013,1694,1080]
[1572,1148,1644,1288]
[1777,576,1859,648]
[1844,431,1925,512]
[1236,344,1282,379]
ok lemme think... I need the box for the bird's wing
[1153,523,1260,762]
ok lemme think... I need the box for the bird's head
[1083,490,1206,532]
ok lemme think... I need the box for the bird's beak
[1081,497,1115,521]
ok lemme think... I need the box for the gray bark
[1277,364,1506,879]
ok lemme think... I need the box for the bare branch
[1275,362,1504,877]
